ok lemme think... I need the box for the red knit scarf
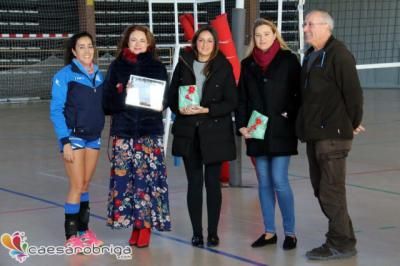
[122,48,138,63]
[252,39,280,71]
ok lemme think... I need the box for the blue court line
[150,233,268,266]
[0,187,64,208]
[0,186,268,266]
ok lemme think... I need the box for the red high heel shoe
[129,228,140,246]
[136,228,151,248]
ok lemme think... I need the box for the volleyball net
[302,0,400,85]
[0,0,228,101]
[0,0,399,101]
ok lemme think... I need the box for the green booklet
[179,85,200,109]
[247,110,269,139]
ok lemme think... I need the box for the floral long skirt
[106,135,171,231]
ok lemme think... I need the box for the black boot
[78,201,90,232]
[191,235,204,247]
[65,213,80,240]
[251,234,277,248]
[283,236,297,250]
[207,234,219,247]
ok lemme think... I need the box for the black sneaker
[251,234,277,247]
[306,244,357,260]
[191,236,204,247]
[207,235,219,247]
[283,236,297,250]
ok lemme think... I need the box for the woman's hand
[125,81,133,93]
[239,127,251,139]
[179,105,209,115]
[63,143,74,162]
[126,80,132,89]
[353,124,365,135]
[192,106,209,114]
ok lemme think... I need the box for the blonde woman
[236,19,301,250]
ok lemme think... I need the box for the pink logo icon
[1,231,29,263]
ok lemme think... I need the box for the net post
[77,0,96,42]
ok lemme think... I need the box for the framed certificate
[125,74,166,111]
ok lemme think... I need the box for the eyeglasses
[302,22,327,28]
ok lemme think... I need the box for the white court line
[37,172,108,189]
[41,168,68,173]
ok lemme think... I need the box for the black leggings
[182,128,222,237]
[183,157,222,237]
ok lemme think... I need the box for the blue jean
[255,156,295,236]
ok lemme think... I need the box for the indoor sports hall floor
[0,88,399,266]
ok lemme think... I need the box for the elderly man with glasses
[296,10,364,260]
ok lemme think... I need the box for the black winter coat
[296,36,363,141]
[236,49,301,156]
[168,51,238,164]
[103,52,168,138]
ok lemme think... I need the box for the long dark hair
[64,31,94,65]
[191,26,219,76]
[116,25,157,59]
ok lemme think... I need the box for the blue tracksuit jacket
[50,59,105,143]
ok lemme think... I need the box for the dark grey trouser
[306,139,356,252]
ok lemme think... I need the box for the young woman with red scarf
[235,19,301,250]
[103,25,171,248]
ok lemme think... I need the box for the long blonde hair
[246,18,290,57]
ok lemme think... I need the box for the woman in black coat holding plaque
[103,25,171,248]
[235,19,300,250]
[168,26,238,247]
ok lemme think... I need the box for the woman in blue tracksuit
[50,32,105,250]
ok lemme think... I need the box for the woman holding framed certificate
[235,19,301,250]
[103,25,171,248]
[168,26,238,247]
